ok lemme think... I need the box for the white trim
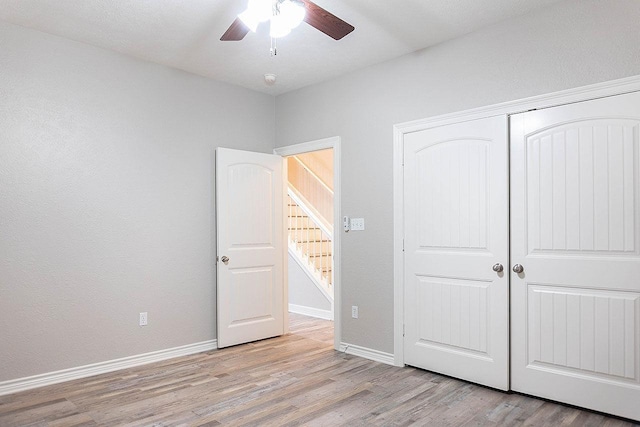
[393,74,640,369]
[274,137,337,156]
[282,156,290,335]
[0,340,217,396]
[392,124,405,367]
[289,303,333,321]
[332,140,342,352]
[339,342,395,366]
[395,75,640,134]
[275,136,342,351]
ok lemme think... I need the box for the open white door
[216,147,285,348]
[510,91,640,420]
[403,115,509,390]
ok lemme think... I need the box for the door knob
[492,263,504,273]
[512,264,524,273]
[221,256,229,265]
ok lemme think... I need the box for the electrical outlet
[139,312,148,326]
[351,305,358,319]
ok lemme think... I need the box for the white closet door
[404,115,509,390]
[510,91,640,421]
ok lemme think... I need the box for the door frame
[274,136,342,351]
[393,74,640,367]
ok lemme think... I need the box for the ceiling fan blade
[220,17,250,41]
[302,0,354,40]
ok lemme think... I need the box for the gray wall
[3,0,640,383]
[288,253,332,313]
[275,0,640,353]
[0,22,275,381]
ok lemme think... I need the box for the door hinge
[402,239,405,252]
[403,324,405,337]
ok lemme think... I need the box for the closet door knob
[512,264,524,274]
[492,263,504,273]
[221,256,229,265]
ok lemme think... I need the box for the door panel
[216,148,285,348]
[404,115,509,390]
[510,91,640,421]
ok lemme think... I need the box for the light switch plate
[350,218,365,231]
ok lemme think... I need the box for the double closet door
[403,91,640,421]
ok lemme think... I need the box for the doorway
[275,137,342,350]
[286,149,334,319]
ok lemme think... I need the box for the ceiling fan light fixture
[238,0,272,32]
[270,14,291,38]
[279,0,306,30]
[221,0,354,45]
[238,9,260,32]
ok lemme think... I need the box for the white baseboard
[0,339,217,396]
[289,303,333,321]
[339,342,395,366]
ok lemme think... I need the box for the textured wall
[275,0,640,353]
[0,22,275,381]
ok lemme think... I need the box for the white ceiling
[0,0,563,95]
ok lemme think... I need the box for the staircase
[287,191,333,298]
[286,152,334,303]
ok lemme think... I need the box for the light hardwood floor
[1,314,637,426]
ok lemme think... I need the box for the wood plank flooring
[1,314,637,426]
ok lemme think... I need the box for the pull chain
[270,1,278,56]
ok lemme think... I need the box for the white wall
[288,253,332,314]
[0,22,275,381]
[275,0,640,353]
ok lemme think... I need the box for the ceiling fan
[220,0,355,42]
